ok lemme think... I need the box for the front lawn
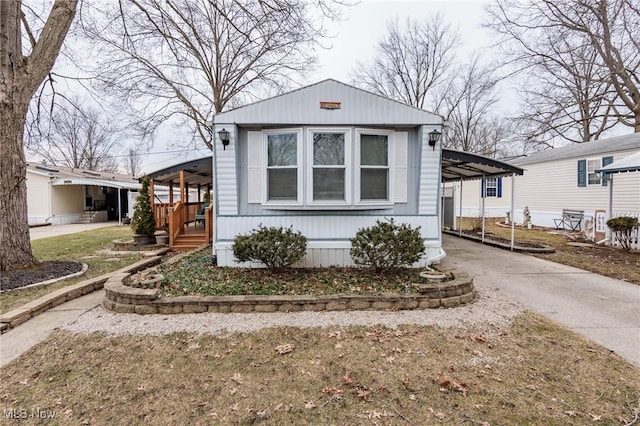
[0,226,144,314]
[1,312,638,425]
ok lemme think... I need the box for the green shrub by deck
[232,225,308,270]
[606,216,639,251]
[131,175,156,236]
[350,219,425,271]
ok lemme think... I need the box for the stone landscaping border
[0,263,89,294]
[103,271,476,315]
[443,229,556,253]
[0,250,169,334]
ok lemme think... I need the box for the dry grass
[0,227,144,314]
[1,312,638,425]
[456,217,640,285]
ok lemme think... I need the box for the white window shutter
[394,132,408,203]
[247,131,263,203]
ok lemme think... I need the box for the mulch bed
[0,261,83,292]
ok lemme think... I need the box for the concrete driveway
[440,234,640,368]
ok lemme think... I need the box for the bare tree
[124,147,142,177]
[29,98,121,172]
[486,0,640,139]
[78,0,350,150]
[350,15,460,109]
[440,57,514,157]
[1,0,78,271]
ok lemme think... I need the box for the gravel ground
[62,288,524,337]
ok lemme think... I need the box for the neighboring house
[211,79,446,267]
[26,162,141,225]
[447,133,640,234]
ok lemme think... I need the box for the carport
[596,150,640,246]
[441,149,524,249]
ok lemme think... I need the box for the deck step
[171,232,208,251]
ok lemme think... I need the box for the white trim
[306,127,352,206]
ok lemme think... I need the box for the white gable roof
[511,133,640,166]
[596,150,640,174]
[215,79,442,126]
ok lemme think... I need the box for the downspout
[46,177,54,223]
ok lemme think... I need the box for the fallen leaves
[433,372,469,396]
[275,343,294,355]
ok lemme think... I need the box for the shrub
[232,225,308,270]
[350,219,425,271]
[606,216,639,251]
[131,175,156,236]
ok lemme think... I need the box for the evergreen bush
[233,225,307,270]
[350,219,425,271]
[606,216,639,251]
[131,175,156,236]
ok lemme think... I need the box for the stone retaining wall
[103,272,476,314]
[0,256,165,334]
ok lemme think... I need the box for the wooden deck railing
[152,203,172,230]
[204,205,213,244]
[162,201,214,248]
[168,202,185,246]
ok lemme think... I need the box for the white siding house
[212,79,445,267]
[449,134,640,233]
[26,163,141,225]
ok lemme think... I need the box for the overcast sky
[310,0,493,83]
[138,0,497,174]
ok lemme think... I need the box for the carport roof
[596,151,640,174]
[441,149,524,182]
[145,156,213,186]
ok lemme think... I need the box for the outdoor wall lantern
[428,129,442,151]
[218,128,230,150]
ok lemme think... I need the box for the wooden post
[179,171,185,202]
[169,180,174,204]
[149,179,155,206]
[197,184,201,203]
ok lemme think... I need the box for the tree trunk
[0,0,78,271]
[0,99,35,270]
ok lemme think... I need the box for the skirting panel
[215,240,444,268]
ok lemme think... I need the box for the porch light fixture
[428,129,442,151]
[218,128,230,150]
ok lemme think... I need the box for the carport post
[510,173,516,250]
[117,188,122,226]
[458,178,463,237]
[606,176,613,243]
[481,176,486,243]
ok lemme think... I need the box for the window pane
[313,133,344,165]
[313,169,345,200]
[268,134,297,166]
[268,169,297,200]
[485,178,497,197]
[361,169,388,200]
[361,134,388,166]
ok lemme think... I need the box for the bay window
[251,127,404,208]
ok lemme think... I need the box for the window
[265,131,300,202]
[481,177,502,198]
[577,156,613,187]
[587,159,601,185]
[359,133,389,201]
[249,127,406,208]
[312,132,346,201]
